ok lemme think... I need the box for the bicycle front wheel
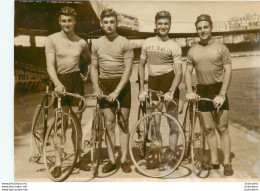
[91,109,103,176]
[30,105,44,163]
[190,113,210,178]
[43,112,79,182]
[129,112,185,178]
[182,102,193,163]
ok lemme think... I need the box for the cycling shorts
[55,71,84,107]
[99,78,131,109]
[197,82,229,112]
[148,70,180,101]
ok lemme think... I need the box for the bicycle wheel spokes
[191,114,210,178]
[43,113,79,182]
[30,105,44,163]
[182,104,191,161]
[129,112,185,178]
[91,111,103,176]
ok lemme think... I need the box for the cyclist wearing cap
[138,10,183,169]
[185,14,233,176]
[44,6,91,177]
[90,8,133,173]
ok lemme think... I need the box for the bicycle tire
[129,112,185,178]
[182,102,193,163]
[91,109,103,176]
[30,105,44,163]
[136,103,148,158]
[43,112,79,182]
[190,112,210,178]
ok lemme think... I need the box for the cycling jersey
[140,36,182,76]
[45,31,89,74]
[91,35,134,79]
[187,40,231,85]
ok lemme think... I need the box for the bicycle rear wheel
[30,105,44,163]
[129,112,185,178]
[91,109,103,176]
[43,112,79,182]
[190,113,210,178]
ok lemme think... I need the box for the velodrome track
[14,56,260,181]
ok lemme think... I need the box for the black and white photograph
[10,0,260,183]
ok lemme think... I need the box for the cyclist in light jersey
[185,14,233,176]
[90,8,133,173]
[45,6,91,177]
[138,11,183,169]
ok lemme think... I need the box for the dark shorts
[148,70,180,101]
[197,82,229,112]
[55,71,84,107]
[99,78,131,109]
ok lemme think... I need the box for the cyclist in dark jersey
[90,8,133,173]
[45,6,91,177]
[185,14,233,176]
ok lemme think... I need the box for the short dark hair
[155,10,171,22]
[59,6,77,17]
[100,8,118,21]
[195,14,213,27]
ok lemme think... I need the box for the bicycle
[42,90,86,182]
[129,89,186,178]
[83,95,120,177]
[29,78,52,163]
[180,96,215,178]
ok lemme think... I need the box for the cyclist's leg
[118,108,130,163]
[70,106,83,153]
[103,108,116,164]
[215,110,231,165]
[200,112,219,164]
[148,74,163,141]
[165,101,179,151]
[153,102,163,141]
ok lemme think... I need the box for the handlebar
[141,89,178,109]
[179,97,214,114]
[42,91,86,114]
[84,94,121,112]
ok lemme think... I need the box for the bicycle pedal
[135,138,144,143]
[84,139,92,148]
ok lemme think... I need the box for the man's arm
[46,52,64,91]
[107,57,133,102]
[90,59,101,95]
[138,58,146,93]
[169,62,183,93]
[164,61,183,101]
[213,64,232,108]
[184,64,196,101]
[80,44,91,80]
[184,64,194,93]
[219,64,232,96]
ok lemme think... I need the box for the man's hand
[138,91,147,102]
[186,92,198,100]
[93,87,103,98]
[80,73,88,82]
[213,95,225,108]
[163,92,174,102]
[107,91,119,102]
[54,83,65,92]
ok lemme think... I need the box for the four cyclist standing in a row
[45,6,233,177]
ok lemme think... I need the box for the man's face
[156,18,171,37]
[196,21,212,41]
[59,15,76,34]
[101,16,117,35]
